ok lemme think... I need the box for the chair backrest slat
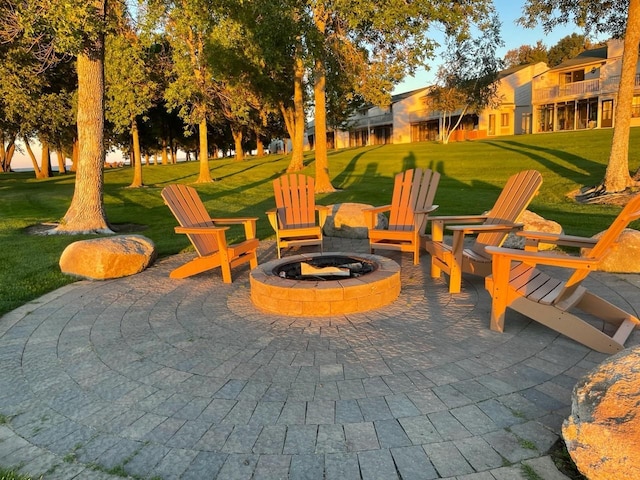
[161,184,219,256]
[388,168,440,232]
[472,170,543,256]
[274,174,316,229]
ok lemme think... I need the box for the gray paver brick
[344,422,379,452]
[179,451,227,480]
[335,399,364,424]
[123,443,171,478]
[252,454,292,480]
[454,436,505,471]
[358,448,399,480]
[278,401,307,425]
[374,419,412,449]
[315,424,347,454]
[357,396,394,421]
[422,441,474,478]
[398,415,442,445]
[216,453,259,479]
[391,445,439,480]
[283,424,318,454]
[325,452,361,480]
[221,424,262,454]
[385,393,422,418]
[253,425,287,454]
[305,400,335,425]
[289,453,325,480]
[428,410,472,441]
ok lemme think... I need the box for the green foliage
[547,33,590,67]
[520,0,628,38]
[1,128,639,318]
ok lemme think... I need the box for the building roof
[547,45,608,72]
[391,86,430,103]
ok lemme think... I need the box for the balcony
[534,78,600,103]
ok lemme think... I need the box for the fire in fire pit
[275,255,376,281]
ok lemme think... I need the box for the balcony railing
[534,78,600,102]
[602,73,640,91]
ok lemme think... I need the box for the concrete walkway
[1,238,639,480]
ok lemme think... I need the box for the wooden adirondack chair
[426,170,543,293]
[267,174,329,258]
[484,194,640,354]
[161,184,259,283]
[363,168,440,265]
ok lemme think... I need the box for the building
[531,39,640,133]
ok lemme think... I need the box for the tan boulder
[563,345,640,480]
[503,210,563,250]
[581,228,640,273]
[60,235,156,280]
[323,203,388,239]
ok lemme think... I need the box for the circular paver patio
[0,238,639,479]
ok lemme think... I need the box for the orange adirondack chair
[484,194,640,354]
[267,174,329,258]
[363,168,440,265]
[426,170,543,293]
[161,184,259,283]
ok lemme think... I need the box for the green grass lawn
[1,128,639,317]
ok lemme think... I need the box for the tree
[105,14,159,188]
[429,14,504,144]
[160,0,223,183]
[504,41,548,68]
[0,0,113,232]
[305,0,499,192]
[520,0,639,194]
[547,33,589,67]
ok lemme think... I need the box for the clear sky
[393,0,584,93]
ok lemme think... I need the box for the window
[632,95,640,118]
[501,113,509,127]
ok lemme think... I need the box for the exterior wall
[392,91,430,144]
[531,39,640,133]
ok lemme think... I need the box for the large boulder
[563,345,640,480]
[503,210,563,250]
[581,228,640,273]
[60,235,156,280]
[323,203,388,239]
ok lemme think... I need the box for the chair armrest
[446,222,523,235]
[211,217,258,239]
[316,205,329,226]
[362,205,392,215]
[362,205,391,229]
[516,231,598,249]
[484,246,599,269]
[429,214,488,223]
[415,205,439,215]
[175,226,230,234]
[266,208,279,232]
[429,215,488,242]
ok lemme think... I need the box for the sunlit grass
[1,128,639,317]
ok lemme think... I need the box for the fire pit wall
[250,252,401,316]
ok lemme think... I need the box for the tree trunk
[233,128,244,162]
[286,45,306,172]
[24,138,43,178]
[56,148,67,174]
[605,0,640,191]
[311,8,334,193]
[39,140,52,178]
[0,131,16,172]
[161,138,169,165]
[196,117,213,183]
[256,135,265,157]
[55,29,111,234]
[129,118,143,187]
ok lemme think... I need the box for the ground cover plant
[1,128,639,318]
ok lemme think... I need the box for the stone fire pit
[250,252,400,316]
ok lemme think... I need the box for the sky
[10,0,586,170]
[393,0,583,93]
